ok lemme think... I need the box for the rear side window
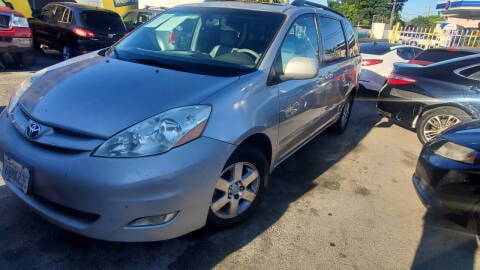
[318,16,346,63]
[359,43,392,55]
[343,22,359,57]
[414,50,475,62]
[80,11,126,33]
[459,65,480,81]
[396,47,416,60]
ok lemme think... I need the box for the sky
[401,0,440,21]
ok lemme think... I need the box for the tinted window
[459,65,480,81]
[40,4,55,22]
[318,16,346,63]
[396,47,415,60]
[279,14,319,72]
[53,5,65,22]
[343,22,359,57]
[414,49,476,62]
[359,43,394,55]
[80,11,126,33]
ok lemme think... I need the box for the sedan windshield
[111,7,285,76]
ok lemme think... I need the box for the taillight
[387,73,418,85]
[408,59,433,66]
[362,59,383,66]
[168,32,176,44]
[72,27,95,38]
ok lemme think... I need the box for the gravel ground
[0,52,478,270]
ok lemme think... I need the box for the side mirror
[281,57,317,81]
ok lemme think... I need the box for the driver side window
[279,15,319,73]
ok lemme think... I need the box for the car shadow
[0,50,61,73]
[0,90,381,269]
[411,211,477,270]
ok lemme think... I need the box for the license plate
[2,155,30,194]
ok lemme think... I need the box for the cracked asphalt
[0,52,479,270]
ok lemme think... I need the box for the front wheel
[416,107,471,144]
[207,146,268,230]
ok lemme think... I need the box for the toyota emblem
[26,122,41,139]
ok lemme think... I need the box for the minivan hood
[19,54,238,138]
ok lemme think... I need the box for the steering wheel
[233,48,261,64]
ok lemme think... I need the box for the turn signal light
[72,27,95,38]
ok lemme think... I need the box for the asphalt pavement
[0,52,479,270]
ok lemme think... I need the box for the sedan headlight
[7,68,48,114]
[93,105,211,158]
[7,77,33,114]
[433,141,478,164]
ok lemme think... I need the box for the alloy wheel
[211,162,260,219]
[423,114,461,142]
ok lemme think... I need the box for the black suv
[28,2,127,60]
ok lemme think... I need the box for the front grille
[33,194,101,224]
[0,13,11,29]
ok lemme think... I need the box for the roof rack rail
[290,0,345,18]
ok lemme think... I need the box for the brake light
[362,59,383,66]
[168,32,176,44]
[387,73,418,85]
[72,27,95,38]
[408,59,433,66]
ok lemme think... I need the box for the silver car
[0,1,360,241]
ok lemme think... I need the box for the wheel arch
[413,103,476,129]
[234,133,273,186]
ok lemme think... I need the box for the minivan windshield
[111,7,285,76]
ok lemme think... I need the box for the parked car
[28,2,127,60]
[359,42,423,91]
[122,6,165,32]
[0,0,360,242]
[377,54,480,144]
[412,120,480,230]
[0,0,35,67]
[408,47,480,66]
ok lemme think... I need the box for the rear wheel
[332,95,353,134]
[62,44,74,60]
[14,51,35,68]
[207,146,268,230]
[416,107,471,144]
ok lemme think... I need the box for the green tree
[409,15,444,29]
[328,0,407,26]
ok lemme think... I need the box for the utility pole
[389,0,398,27]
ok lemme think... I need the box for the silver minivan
[0,1,361,241]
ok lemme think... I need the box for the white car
[359,43,423,91]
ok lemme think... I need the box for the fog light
[127,212,178,227]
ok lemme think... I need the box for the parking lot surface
[0,53,479,270]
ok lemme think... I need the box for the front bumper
[412,147,480,214]
[0,111,234,242]
[0,37,33,53]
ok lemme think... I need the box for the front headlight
[93,105,211,158]
[7,77,33,114]
[433,141,478,164]
[7,68,48,114]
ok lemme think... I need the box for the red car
[0,0,35,67]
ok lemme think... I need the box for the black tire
[207,146,268,230]
[416,107,471,144]
[14,51,36,68]
[332,95,353,134]
[61,44,75,60]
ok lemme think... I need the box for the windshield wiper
[129,58,188,72]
